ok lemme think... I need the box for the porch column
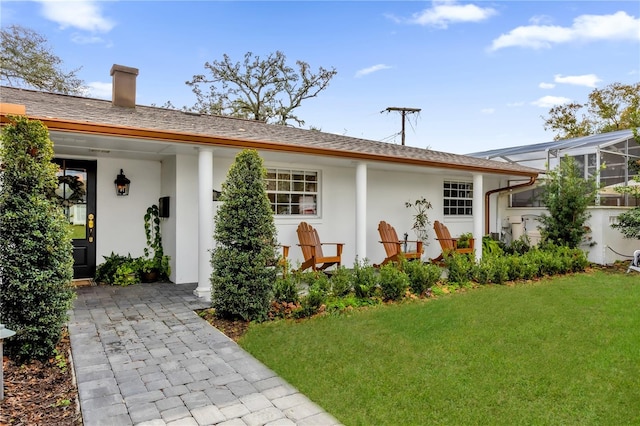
[195,147,213,300]
[356,162,367,261]
[473,173,484,260]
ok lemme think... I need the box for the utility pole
[385,107,421,145]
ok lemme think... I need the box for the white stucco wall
[96,157,161,263]
[500,206,638,265]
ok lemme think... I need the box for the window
[443,181,473,216]
[266,169,318,215]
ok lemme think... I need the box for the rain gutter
[484,176,537,234]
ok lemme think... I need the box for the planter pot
[141,269,159,283]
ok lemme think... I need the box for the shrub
[0,116,75,361]
[295,281,328,318]
[538,155,598,248]
[473,255,509,285]
[482,235,504,257]
[353,258,378,299]
[505,255,525,281]
[211,150,278,321]
[273,273,300,304]
[403,260,441,295]
[505,236,531,256]
[378,263,409,301]
[95,252,131,284]
[444,252,474,284]
[330,266,353,297]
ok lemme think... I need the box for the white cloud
[529,15,553,26]
[554,74,601,88]
[481,108,495,114]
[539,82,555,89]
[84,82,111,99]
[355,64,392,78]
[507,101,525,107]
[71,33,105,44]
[490,11,640,51]
[38,0,115,32]
[393,0,497,29]
[531,95,571,108]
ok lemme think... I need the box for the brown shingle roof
[0,86,540,177]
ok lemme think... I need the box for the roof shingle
[1,86,540,177]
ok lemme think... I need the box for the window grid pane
[443,180,473,216]
[267,168,318,216]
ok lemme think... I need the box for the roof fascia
[0,113,538,178]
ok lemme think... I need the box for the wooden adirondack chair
[375,221,423,267]
[432,220,475,263]
[296,222,344,272]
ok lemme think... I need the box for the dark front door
[53,159,97,279]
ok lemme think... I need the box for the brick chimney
[110,64,139,108]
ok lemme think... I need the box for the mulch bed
[197,308,250,342]
[0,330,82,426]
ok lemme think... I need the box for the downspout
[484,176,537,234]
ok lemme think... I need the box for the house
[1,64,540,300]
[468,129,640,265]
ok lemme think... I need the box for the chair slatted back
[378,221,400,257]
[434,220,455,251]
[297,222,324,260]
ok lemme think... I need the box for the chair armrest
[320,243,344,257]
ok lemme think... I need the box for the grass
[240,270,640,425]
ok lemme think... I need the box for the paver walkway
[68,282,341,426]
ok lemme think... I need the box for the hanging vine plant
[143,204,171,281]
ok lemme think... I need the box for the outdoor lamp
[114,169,131,196]
[212,189,222,201]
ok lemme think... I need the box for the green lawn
[240,271,640,425]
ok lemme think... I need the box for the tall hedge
[538,155,597,249]
[0,116,75,361]
[211,149,278,321]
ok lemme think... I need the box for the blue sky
[1,1,639,154]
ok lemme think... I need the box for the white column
[195,148,213,300]
[356,162,367,262]
[473,173,484,260]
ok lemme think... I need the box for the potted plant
[457,232,474,249]
[405,197,433,246]
[138,258,160,283]
[142,204,171,282]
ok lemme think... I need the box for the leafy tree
[0,116,75,361]
[543,82,640,141]
[210,149,278,321]
[1,25,84,94]
[187,51,337,126]
[611,207,640,239]
[538,155,598,248]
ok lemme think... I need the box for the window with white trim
[266,169,318,215]
[443,181,473,216]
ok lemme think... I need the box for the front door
[53,159,97,278]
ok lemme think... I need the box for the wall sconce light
[212,189,222,201]
[114,169,131,196]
